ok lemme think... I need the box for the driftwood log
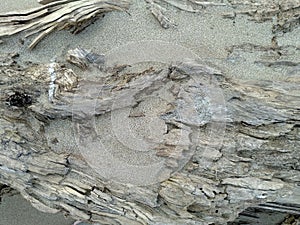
[0,48,299,224]
[0,0,129,49]
[0,0,300,224]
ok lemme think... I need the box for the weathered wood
[144,0,300,32]
[0,49,299,224]
[0,0,299,224]
[0,0,298,48]
[0,0,129,49]
[38,0,63,4]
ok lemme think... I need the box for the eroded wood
[0,50,299,224]
[0,0,129,49]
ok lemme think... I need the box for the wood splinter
[0,0,130,49]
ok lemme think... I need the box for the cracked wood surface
[0,0,299,224]
[0,51,299,224]
[0,0,130,49]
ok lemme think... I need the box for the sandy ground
[1,0,298,80]
[0,0,299,224]
[0,193,74,225]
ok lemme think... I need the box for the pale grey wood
[0,0,299,224]
[0,49,299,224]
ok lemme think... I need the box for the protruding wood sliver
[0,0,130,49]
